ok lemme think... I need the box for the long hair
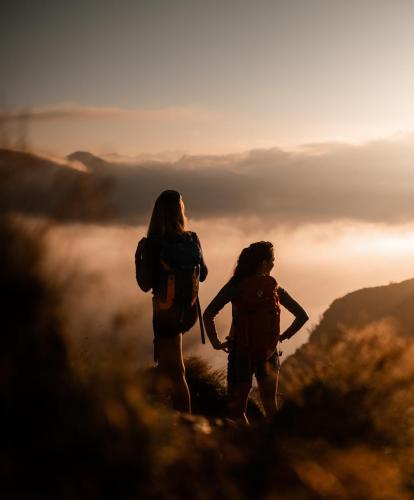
[147,190,188,237]
[230,241,274,286]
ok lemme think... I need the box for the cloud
[77,135,414,227]
[0,104,212,122]
[2,134,414,227]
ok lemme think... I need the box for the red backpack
[233,275,281,362]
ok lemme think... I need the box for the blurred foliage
[2,215,414,499]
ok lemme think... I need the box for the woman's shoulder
[182,231,203,247]
[145,234,161,246]
[222,279,240,299]
[268,275,278,286]
[204,280,236,313]
[186,230,199,240]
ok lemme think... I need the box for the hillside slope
[307,277,414,346]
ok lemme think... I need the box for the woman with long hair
[203,241,308,422]
[135,190,207,413]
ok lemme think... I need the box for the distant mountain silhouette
[9,144,414,229]
[0,148,114,222]
[66,150,108,171]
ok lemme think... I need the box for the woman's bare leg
[227,383,251,423]
[157,334,191,414]
[256,360,278,417]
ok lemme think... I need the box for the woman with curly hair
[204,241,308,422]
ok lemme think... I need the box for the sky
[2,0,414,154]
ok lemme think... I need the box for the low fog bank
[3,134,414,227]
[12,214,414,373]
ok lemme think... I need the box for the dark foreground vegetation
[2,216,414,499]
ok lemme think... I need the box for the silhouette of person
[203,241,308,422]
[135,190,207,413]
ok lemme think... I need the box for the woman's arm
[278,287,309,341]
[203,283,234,350]
[192,232,208,282]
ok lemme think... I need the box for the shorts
[227,347,280,386]
[152,302,198,339]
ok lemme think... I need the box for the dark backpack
[155,233,202,313]
[233,275,281,362]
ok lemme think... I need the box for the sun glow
[359,231,414,255]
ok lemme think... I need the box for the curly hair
[229,241,274,285]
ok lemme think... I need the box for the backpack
[155,233,201,313]
[233,275,281,363]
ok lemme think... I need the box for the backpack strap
[196,296,206,344]
[153,337,158,363]
[190,232,205,344]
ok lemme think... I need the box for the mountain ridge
[0,148,114,222]
[66,150,108,170]
[306,277,414,347]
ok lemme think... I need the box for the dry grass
[2,216,414,499]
